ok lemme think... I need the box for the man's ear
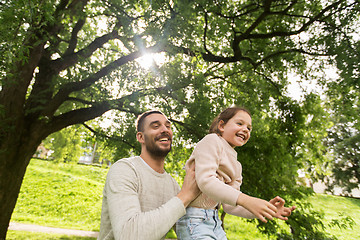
[136,132,144,143]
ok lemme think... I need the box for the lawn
[7,158,360,239]
[307,194,360,240]
[222,194,360,240]
[10,159,107,231]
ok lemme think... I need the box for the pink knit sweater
[186,133,242,209]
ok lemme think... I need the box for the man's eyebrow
[149,120,161,126]
[149,120,171,126]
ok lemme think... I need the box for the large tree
[0,0,359,238]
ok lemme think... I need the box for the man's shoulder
[109,156,141,173]
[113,156,140,165]
[105,156,145,185]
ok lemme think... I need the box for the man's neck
[140,152,165,174]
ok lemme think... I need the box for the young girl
[176,106,295,240]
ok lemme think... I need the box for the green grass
[308,194,360,240]
[11,159,108,232]
[7,158,360,239]
[224,215,269,240]
[222,193,360,240]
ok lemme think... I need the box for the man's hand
[177,164,200,207]
[269,196,296,220]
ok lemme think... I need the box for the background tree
[0,0,359,238]
[325,118,360,195]
[323,87,360,196]
[43,125,84,163]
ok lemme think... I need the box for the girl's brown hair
[209,106,251,135]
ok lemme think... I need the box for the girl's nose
[241,125,249,132]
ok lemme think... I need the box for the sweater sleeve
[222,203,255,219]
[193,134,241,206]
[105,161,185,240]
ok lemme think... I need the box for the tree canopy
[0,0,359,238]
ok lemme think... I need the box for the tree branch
[238,0,344,40]
[66,97,94,105]
[82,123,138,149]
[169,118,205,140]
[168,44,257,66]
[203,10,210,54]
[54,0,71,17]
[211,3,259,19]
[43,83,173,134]
[256,48,331,68]
[42,44,165,117]
[63,17,86,57]
[53,27,121,72]
[0,38,45,117]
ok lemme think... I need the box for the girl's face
[218,110,252,148]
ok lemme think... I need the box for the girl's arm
[222,203,255,219]
[191,134,241,206]
[224,196,296,222]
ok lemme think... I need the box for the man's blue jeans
[176,207,227,240]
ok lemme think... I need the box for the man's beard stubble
[144,134,172,158]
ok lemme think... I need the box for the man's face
[139,113,173,158]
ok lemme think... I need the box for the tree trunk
[0,137,41,239]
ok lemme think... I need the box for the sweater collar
[138,156,167,176]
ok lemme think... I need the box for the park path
[8,222,99,238]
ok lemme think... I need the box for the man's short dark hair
[136,110,164,132]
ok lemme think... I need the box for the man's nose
[159,124,170,132]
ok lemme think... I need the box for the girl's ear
[218,120,225,133]
[136,132,144,143]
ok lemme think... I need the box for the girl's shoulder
[197,133,224,148]
[201,133,221,143]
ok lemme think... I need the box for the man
[98,110,199,240]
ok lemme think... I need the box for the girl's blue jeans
[176,207,227,240]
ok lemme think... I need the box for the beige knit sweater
[98,156,186,240]
[186,133,255,218]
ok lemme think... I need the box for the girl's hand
[269,196,296,220]
[236,193,277,223]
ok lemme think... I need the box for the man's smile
[155,134,172,143]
